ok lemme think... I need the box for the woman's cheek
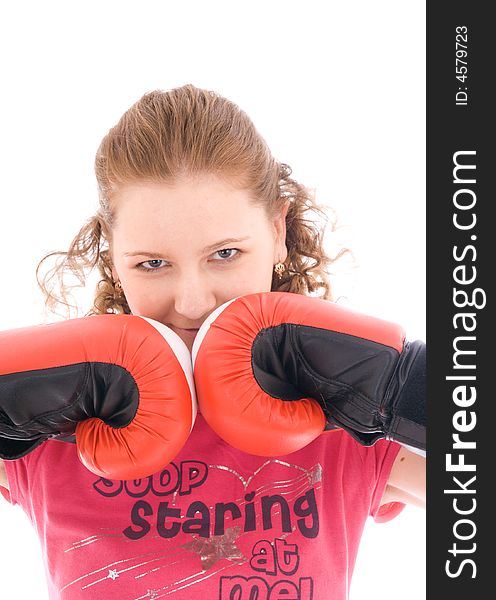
[235,258,274,295]
[124,283,169,319]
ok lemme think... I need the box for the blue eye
[214,248,239,260]
[136,259,167,271]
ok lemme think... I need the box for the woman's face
[110,175,288,350]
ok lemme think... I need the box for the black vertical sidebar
[427,4,493,598]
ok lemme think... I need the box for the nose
[173,273,217,322]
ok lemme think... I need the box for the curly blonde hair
[37,84,344,317]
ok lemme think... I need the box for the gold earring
[274,262,286,280]
[114,281,124,299]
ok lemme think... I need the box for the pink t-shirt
[2,415,403,599]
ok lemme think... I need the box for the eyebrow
[123,237,251,258]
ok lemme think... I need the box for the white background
[0,1,426,597]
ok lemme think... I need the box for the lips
[169,326,200,342]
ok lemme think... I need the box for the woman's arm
[381,447,426,508]
[0,460,8,490]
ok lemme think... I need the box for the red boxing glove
[0,315,196,480]
[193,292,425,456]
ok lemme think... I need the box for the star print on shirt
[107,569,119,581]
[181,526,246,571]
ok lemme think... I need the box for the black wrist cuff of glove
[385,340,426,450]
[0,438,48,460]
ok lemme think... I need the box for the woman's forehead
[115,177,259,217]
[116,186,264,229]
[110,178,272,255]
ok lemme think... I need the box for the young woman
[0,84,425,599]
